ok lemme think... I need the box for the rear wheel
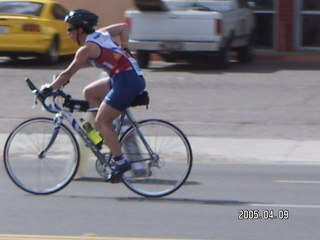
[238,45,254,63]
[238,33,254,63]
[121,119,193,197]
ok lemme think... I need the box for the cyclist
[40,9,146,183]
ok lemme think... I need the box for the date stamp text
[238,209,289,220]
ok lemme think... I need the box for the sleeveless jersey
[86,31,137,77]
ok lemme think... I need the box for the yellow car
[0,0,78,63]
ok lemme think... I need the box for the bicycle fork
[40,111,108,167]
[37,116,62,159]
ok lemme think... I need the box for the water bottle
[80,118,103,148]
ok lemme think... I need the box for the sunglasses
[67,26,77,32]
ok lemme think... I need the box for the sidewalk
[190,137,320,164]
[150,49,320,63]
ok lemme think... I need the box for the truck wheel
[238,45,254,63]
[216,34,233,69]
[137,50,150,68]
[216,47,230,69]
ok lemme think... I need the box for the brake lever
[32,95,38,109]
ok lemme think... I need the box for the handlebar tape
[25,78,38,92]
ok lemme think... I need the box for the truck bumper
[128,40,221,52]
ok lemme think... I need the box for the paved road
[1,161,320,240]
[1,58,320,240]
[1,58,320,164]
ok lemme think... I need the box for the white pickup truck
[125,0,255,68]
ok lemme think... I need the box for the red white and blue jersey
[86,31,142,77]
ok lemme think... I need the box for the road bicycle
[3,78,193,197]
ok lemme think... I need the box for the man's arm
[50,43,98,90]
[99,23,129,48]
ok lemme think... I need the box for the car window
[0,1,43,16]
[52,4,68,20]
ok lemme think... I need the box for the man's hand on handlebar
[38,83,53,101]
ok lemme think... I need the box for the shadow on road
[115,196,258,206]
[54,193,261,206]
[53,179,264,206]
[74,177,199,186]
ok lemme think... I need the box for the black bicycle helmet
[65,9,99,33]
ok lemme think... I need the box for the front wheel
[3,117,79,194]
[216,47,231,69]
[121,119,193,197]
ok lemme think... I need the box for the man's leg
[83,78,110,107]
[77,78,110,178]
[95,102,131,182]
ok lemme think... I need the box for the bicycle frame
[47,106,156,169]
[25,77,157,173]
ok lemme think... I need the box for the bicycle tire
[3,117,79,195]
[121,119,193,197]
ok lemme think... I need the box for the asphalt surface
[1,57,320,240]
[1,58,320,165]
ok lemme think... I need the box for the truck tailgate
[127,11,220,42]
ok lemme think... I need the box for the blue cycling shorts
[103,69,146,111]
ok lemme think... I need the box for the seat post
[124,109,137,125]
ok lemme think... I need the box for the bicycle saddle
[130,91,149,107]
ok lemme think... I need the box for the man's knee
[82,86,91,100]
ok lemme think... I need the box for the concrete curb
[1,134,320,165]
[254,53,320,63]
[189,137,320,164]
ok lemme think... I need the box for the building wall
[56,0,134,26]
[277,0,295,51]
